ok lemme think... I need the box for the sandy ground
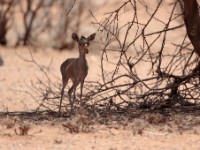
[0,47,200,150]
[0,123,200,150]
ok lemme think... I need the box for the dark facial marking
[79,36,90,46]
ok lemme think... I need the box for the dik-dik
[59,32,96,114]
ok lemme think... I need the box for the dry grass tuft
[2,116,19,129]
[145,113,167,125]
[14,123,31,136]
[62,107,93,133]
[54,139,63,144]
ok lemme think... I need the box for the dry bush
[16,1,200,125]
[62,107,93,133]
[1,116,31,136]
[14,123,31,136]
[144,113,167,125]
[2,117,19,129]
[82,0,200,110]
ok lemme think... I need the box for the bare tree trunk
[182,0,200,57]
[0,0,14,45]
[18,0,44,45]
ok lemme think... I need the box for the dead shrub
[14,123,31,136]
[2,117,19,129]
[145,113,167,125]
[62,107,92,133]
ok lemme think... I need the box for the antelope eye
[79,43,84,46]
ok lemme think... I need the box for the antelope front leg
[59,77,69,114]
[80,80,87,107]
[80,81,84,100]
[68,81,79,114]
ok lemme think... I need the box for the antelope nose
[84,44,89,53]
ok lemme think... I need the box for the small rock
[0,55,3,66]
[109,128,120,135]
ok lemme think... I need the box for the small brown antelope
[59,32,96,114]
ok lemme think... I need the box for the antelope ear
[88,33,96,41]
[72,33,79,41]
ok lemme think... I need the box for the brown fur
[59,33,96,114]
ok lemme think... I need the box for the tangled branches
[84,0,200,109]
[27,0,200,114]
